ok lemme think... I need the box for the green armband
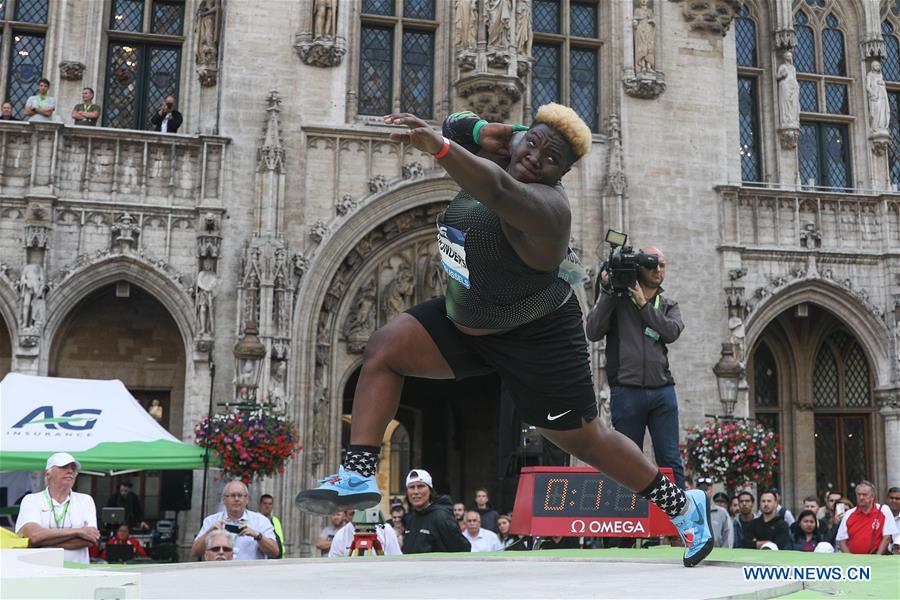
[472,119,489,145]
[512,124,529,133]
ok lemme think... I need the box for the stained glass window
[533,0,560,34]
[753,343,777,407]
[813,343,839,407]
[102,42,181,130]
[403,0,434,20]
[151,0,184,36]
[799,80,818,112]
[884,22,900,81]
[794,12,816,73]
[822,15,845,76]
[362,0,394,16]
[144,45,180,124]
[822,123,849,189]
[6,32,45,120]
[110,0,144,32]
[359,26,394,116]
[889,91,900,187]
[799,122,820,186]
[569,47,597,131]
[104,43,141,129]
[844,343,871,408]
[825,83,848,114]
[400,30,433,118]
[532,43,560,118]
[13,0,48,23]
[738,76,760,182]
[735,9,757,68]
[570,2,597,38]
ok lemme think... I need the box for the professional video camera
[600,229,659,297]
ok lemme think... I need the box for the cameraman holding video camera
[586,239,686,490]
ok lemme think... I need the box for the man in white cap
[400,469,470,554]
[15,452,100,564]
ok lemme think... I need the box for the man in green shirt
[258,494,284,558]
[71,87,101,126]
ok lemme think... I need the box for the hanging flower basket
[194,404,302,483]
[681,419,780,494]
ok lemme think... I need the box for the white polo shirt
[328,522,402,557]
[15,489,97,564]
[195,509,276,560]
[463,527,503,552]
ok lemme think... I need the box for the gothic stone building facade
[0,0,898,557]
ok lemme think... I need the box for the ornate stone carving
[314,0,336,38]
[515,0,533,56]
[669,0,742,36]
[633,0,657,74]
[456,75,523,121]
[310,384,330,464]
[23,225,50,249]
[195,0,220,86]
[194,256,218,340]
[862,38,886,60]
[623,70,666,99]
[258,91,285,173]
[293,253,310,278]
[747,267,885,320]
[336,193,358,216]
[800,222,822,248]
[486,0,512,48]
[58,61,85,81]
[368,174,388,193]
[111,212,140,253]
[867,60,891,155]
[455,0,478,51]
[402,162,425,180]
[309,220,329,244]
[776,50,800,149]
[457,50,477,71]
[876,389,900,412]
[17,263,45,328]
[268,360,287,406]
[604,115,627,197]
[773,28,796,51]
[294,33,347,68]
[380,261,415,323]
[342,278,377,353]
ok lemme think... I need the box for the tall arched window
[752,341,781,488]
[0,0,50,120]
[812,329,873,500]
[794,2,853,190]
[531,0,601,131]
[735,5,761,182]
[358,0,438,118]
[882,6,900,187]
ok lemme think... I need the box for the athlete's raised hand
[476,123,513,156]
[384,113,444,154]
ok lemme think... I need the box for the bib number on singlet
[437,224,471,288]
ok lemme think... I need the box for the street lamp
[713,343,742,417]
[234,321,266,403]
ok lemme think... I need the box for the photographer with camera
[586,234,686,490]
[191,481,278,560]
[150,94,182,133]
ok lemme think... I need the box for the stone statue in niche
[314,0,336,39]
[195,0,219,67]
[486,0,512,48]
[195,257,218,336]
[633,0,656,73]
[269,361,287,406]
[515,0,533,55]
[343,279,377,352]
[17,263,45,328]
[776,51,800,130]
[455,0,478,50]
[380,263,415,323]
[867,60,890,136]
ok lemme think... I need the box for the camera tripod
[347,531,383,557]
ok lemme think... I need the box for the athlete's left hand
[628,283,647,308]
[385,113,443,154]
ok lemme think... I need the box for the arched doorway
[49,282,188,523]
[749,302,880,507]
[0,316,10,379]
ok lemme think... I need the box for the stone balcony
[717,184,900,256]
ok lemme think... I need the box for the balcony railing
[718,184,900,254]
[0,121,228,208]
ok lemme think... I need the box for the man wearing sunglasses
[191,480,278,560]
[203,530,234,561]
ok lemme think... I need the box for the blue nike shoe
[670,488,714,567]
[294,465,382,515]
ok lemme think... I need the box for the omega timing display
[532,473,650,517]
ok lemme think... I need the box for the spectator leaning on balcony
[71,87,101,126]
[24,78,55,122]
[835,480,898,555]
[1,101,14,120]
[150,94,182,133]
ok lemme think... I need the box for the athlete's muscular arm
[386,113,570,248]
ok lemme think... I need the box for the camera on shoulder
[601,229,658,297]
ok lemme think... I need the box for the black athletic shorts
[406,295,598,431]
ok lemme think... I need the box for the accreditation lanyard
[43,489,70,528]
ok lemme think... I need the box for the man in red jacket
[102,523,147,559]
[836,481,897,555]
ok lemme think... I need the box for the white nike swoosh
[546,410,572,421]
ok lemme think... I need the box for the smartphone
[835,503,846,516]
[224,523,242,534]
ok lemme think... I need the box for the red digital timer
[509,466,677,538]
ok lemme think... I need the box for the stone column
[877,390,900,487]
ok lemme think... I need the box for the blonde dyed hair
[533,103,592,159]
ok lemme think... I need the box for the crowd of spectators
[1,78,181,133]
